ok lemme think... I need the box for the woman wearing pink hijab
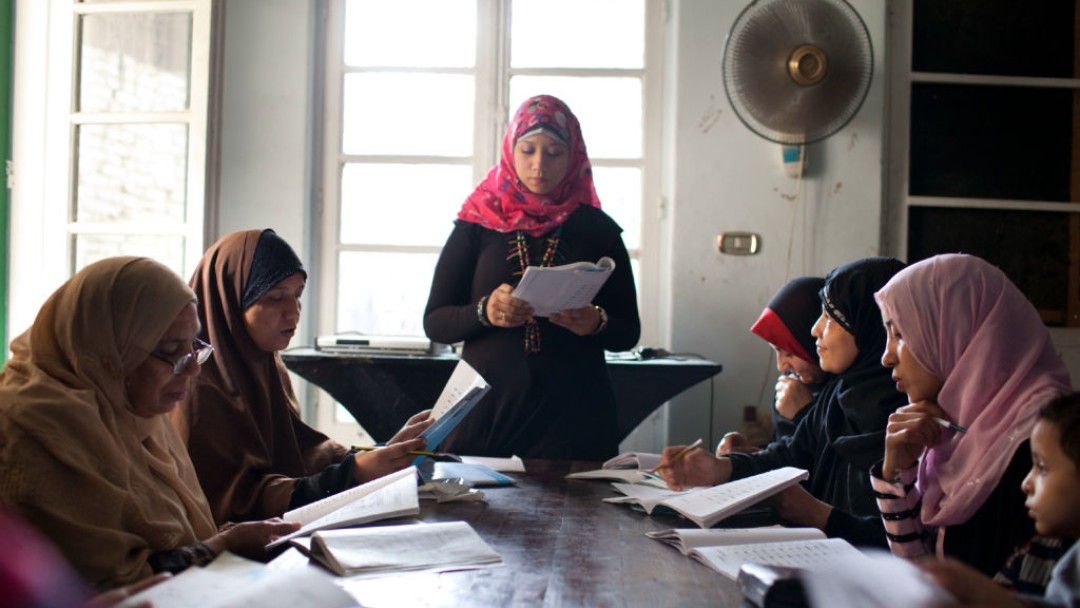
[424,94,640,459]
[871,253,1073,576]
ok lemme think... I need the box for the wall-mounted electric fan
[722,0,873,145]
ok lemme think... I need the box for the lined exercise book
[692,538,867,580]
[306,521,502,577]
[604,466,808,528]
[565,468,669,488]
[266,467,419,549]
[646,526,825,556]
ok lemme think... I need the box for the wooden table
[281,349,722,443]
[334,460,744,607]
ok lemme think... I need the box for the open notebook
[604,466,808,528]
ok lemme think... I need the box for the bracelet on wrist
[477,296,492,327]
[592,305,608,334]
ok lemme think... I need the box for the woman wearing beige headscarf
[171,229,429,524]
[0,257,298,592]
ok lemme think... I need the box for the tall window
[319,0,659,342]
[10,0,214,339]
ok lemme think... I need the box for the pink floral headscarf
[874,254,1072,527]
[457,94,600,236]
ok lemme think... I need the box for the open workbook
[646,526,825,556]
[304,521,502,577]
[565,450,666,486]
[602,451,662,471]
[266,467,419,549]
[691,537,868,580]
[417,359,490,455]
[511,256,615,316]
[604,466,808,528]
[565,467,668,487]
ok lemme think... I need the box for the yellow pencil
[647,438,704,475]
[351,445,438,457]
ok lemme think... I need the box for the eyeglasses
[149,338,214,376]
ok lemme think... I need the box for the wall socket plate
[717,231,760,255]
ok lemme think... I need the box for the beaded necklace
[508,227,562,353]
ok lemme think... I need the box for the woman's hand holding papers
[486,283,534,328]
[657,444,732,491]
[549,304,603,336]
[387,410,434,444]
[353,410,434,483]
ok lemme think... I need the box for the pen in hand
[648,438,705,475]
[931,416,968,434]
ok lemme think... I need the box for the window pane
[74,234,186,275]
[79,12,191,113]
[342,74,474,156]
[913,0,1075,78]
[592,166,641,250]
[344,0,476,68]
[509,76,642,159]
[76,124,188,223]
[907,207,1072,325]
[909,83,1073,202]
[511,0,644,69]
[340,163,473,246]
[337,251,439,336]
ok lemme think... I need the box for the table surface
[329,459,744,608]
[281,348,722,444]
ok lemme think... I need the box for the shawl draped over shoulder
[874,253,1072,527]
[170,229,346,523]
[0,257,216,591]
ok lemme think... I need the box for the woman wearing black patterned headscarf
[658,257,908,548]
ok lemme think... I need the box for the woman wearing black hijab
[658,257,908,548]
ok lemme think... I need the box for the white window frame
[9,0,215,340]
[315,0,664,439]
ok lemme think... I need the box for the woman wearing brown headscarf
[0,257,297,592]
[171,229,430,524]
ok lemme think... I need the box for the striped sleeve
[870,461,931,560]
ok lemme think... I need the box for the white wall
[658,0,888,449]
[216,0,891,447]
[218,0,318,355]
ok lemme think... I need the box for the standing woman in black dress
[423,94,640,460]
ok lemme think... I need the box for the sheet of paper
[460,455,526,472]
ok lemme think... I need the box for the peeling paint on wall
[699,95,722,134]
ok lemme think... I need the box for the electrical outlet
[717,231,760,255]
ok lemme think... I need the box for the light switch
[717,231,760,255]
